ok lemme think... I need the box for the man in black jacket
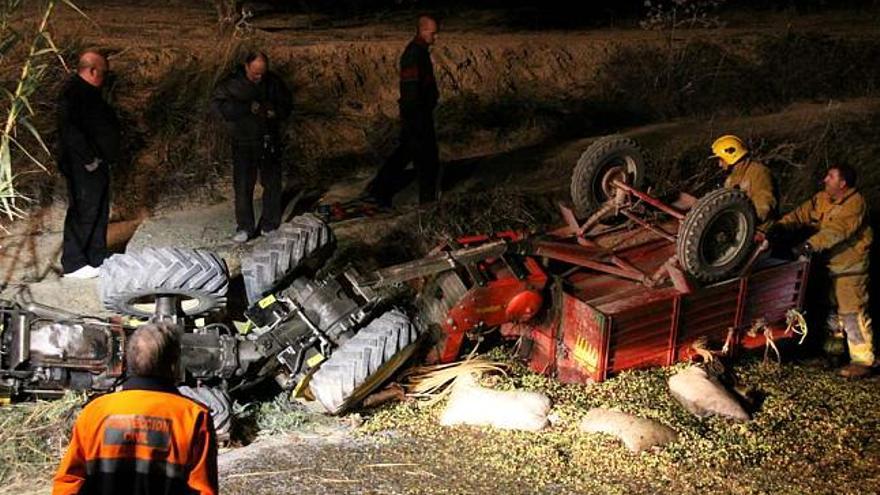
[57,51,121,279]
[365,15,440,208]
[212,51,292,242]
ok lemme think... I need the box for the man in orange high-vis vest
[53,322,218,495]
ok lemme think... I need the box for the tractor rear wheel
[308,309,421,415]
[676,188,756,283]
[570,134,648,218]
[241,213,335,305]
[100,247,229,318]
[178,385,233,442]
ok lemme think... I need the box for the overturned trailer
[501,229,808,383]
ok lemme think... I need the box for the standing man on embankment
[212,51,292,243]
[364,14,441,208]
[57,50,121,279]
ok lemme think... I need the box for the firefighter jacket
[53,377,218,495]
[57,74,121,177]
[398,37,439,123]
[776,189,873,275]
[723,159,776,224]
[212,68,292,145]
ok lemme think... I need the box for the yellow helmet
[711,135,748,167]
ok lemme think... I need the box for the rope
[746,318,781,363]
[785,308,809,345]
[721,327,735,356]
[763,326,781,364]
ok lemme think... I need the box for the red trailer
[409,135,810,382]
[499,226,809,383]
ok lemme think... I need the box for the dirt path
[218,427,549,495]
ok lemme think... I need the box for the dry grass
[595,33,880,122]
[0,392,84,492]
[403,357,508,405]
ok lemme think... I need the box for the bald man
[57,51,121,279]
[365,15,441,208]
[212,51,292,243]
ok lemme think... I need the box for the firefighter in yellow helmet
[774,163,874,378]
[711,135,777,226]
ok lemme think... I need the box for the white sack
[440,374,551,431]
[579,408,678,453]
[667,366,750,421]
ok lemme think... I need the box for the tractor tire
[178,385,233,442]
[100,247,229,318]
[676,188,756,283]
[241,213,335,305]
[570,134,648,218]
[417,270,468,351]
[309,309,420,415]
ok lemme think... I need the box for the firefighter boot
[838,312,874,379]
[821,312,847,368]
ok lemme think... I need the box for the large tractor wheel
[570,134,648,218]
[241,213,335,305]
[178,385,233,442]
[309,309,421,415]
[100,248,229,318]
[676,188,756,283]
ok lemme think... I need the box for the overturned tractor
[0,135,808,431]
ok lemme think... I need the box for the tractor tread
[241,213,335,304]
[676,188,756,283]
[99,247,229,318]
[309,309,420,415]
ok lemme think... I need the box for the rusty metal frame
[610,180,687,220]
[530,240,649,283]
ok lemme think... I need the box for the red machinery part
[433,256,549,363]
[505,290,543,322]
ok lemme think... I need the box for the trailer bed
[506,228,809,383]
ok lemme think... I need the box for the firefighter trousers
[824,273,874,366]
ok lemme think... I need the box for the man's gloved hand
[250,101,262,115]
[84,158,102,172]
[792,242,813,259]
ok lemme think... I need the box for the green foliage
[362,353,880,493]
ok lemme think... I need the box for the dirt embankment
[3,4,878,231]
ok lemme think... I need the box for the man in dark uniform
[365,15,440,208]
[57,51,120,279]
[212,51,292,243]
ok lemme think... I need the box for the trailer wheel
[309,309,420,415]
[100,247,229,318]
[241,213,335,305]
[178,385,233,442]
[570,135,647,218]
[677,188,756,283]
